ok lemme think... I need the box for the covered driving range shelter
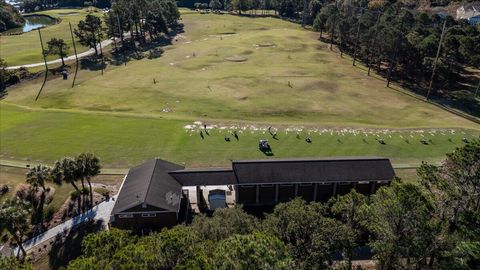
[110,157,394,230]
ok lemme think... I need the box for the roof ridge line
[143,159,159,205]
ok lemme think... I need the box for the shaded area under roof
[112,159,184,214]
[232,157,395,184]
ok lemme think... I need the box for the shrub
[70,190,79,201]
[43,206,55,222]
[0,185,9,195]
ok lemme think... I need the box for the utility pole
[352,8,363,66]
[426,19,447,100]
[35,29,48,101]
[69,22,79,88]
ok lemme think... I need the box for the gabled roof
[113,157,395,215]
[169,168,237,186]
[232,157,394,184]
[112,159,184,214]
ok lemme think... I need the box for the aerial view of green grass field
[1,10,479,169]
[1,2,480,269]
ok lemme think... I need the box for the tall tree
[26,164,51,195]
[52,157,82,212]
[360,181,441,269]
[263,198,354,269]
[329,190,368,270]
[46,38,69,67]
[212,232,294,270]
[25,164,52,223]
[191,207,259,241]
[418,139,480,231]
[74,14,103,56]
[0,198,32,259]
[76,153,101,207]
[417,139,480,268]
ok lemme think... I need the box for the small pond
[3,15,56,34]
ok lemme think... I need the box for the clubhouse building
[110,157,395,230]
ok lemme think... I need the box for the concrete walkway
[14,195,117,255]
[6,38,116,70]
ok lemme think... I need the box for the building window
[280,184,293,187]
[141,213,156,218]
[118,214,133,219]
[261,184,274,187]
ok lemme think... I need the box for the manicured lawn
[5,12,479,129]
[1,8,101,66]
[1,11,479,170]
[1,103,478,169]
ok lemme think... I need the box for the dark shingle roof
[232,157,394,184]
[169,168,237,186]
[112,159,184,214]
[114,157,394,215]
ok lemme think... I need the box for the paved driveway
[14,195,117,255]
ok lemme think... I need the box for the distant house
[456,2,480,25]
[110,157,395,231]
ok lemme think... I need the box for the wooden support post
[313,183,318,201]
[332,183,338,196]
[294,184,299,197]
[370,182,376,195]
[274,184,279,203]
[255,185,260,204]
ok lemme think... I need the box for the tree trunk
[88,179,93,207]
[71,181,81,213]
[81,178,86,211]
[15,234,26,259]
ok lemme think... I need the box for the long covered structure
[110,157,395,230]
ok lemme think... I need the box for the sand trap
[255,42,275,47]
[225,55,247,62]
[58,12,79,16]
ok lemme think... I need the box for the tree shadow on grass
[108,24,185,66]
[48,220,103,270]
[80,57,107,71]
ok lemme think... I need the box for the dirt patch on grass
[255,42,275,47]
[300,80,339,93]
[234,92,249,100]
[225,55,247,62]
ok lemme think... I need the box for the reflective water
[4,15,56,34]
